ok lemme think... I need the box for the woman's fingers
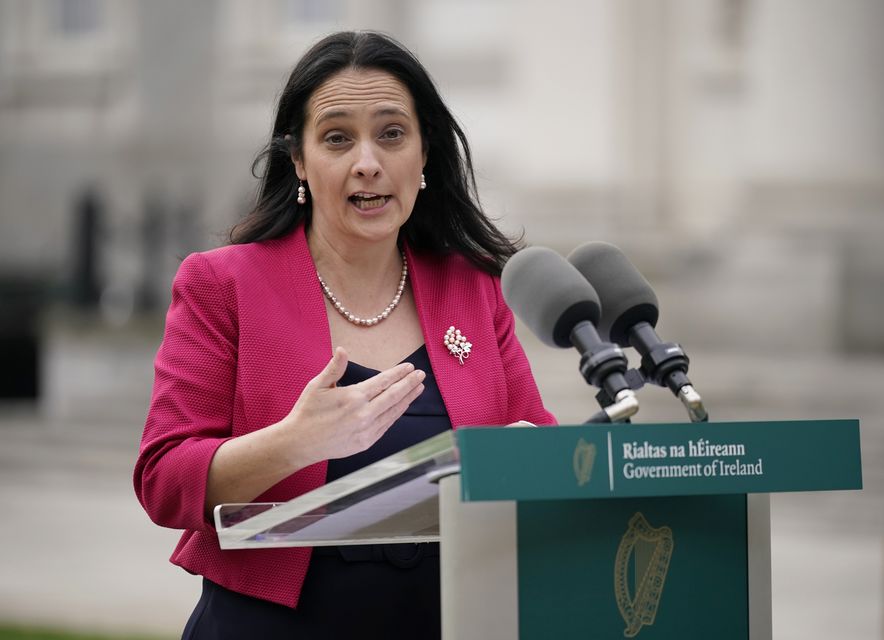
[364,368,425,416]
[372,380,426,435]
[353,361,418,400]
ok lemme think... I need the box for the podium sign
[457,419,862,501]
[455,420,861,639]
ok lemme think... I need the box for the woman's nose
[351,141,382,177]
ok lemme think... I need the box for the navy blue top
[326,345,451,482]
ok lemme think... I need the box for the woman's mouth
[348,193,391,210]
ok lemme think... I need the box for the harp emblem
[573,438,597,487]
[614,512,674,637]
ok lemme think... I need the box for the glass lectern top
[214,430,458,549]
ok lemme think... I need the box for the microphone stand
[569,321,640,424]
[590,322,709,423]
[628,322,708,422]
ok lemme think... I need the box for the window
[53,0,102,37]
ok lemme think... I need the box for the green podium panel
[518,496,748,639]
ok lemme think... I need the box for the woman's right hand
[279,346,426,466]
[204,347,424,513]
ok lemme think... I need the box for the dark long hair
[229,31,521,275]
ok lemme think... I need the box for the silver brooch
[444,326,471,365]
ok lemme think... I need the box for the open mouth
[349,193,392,210]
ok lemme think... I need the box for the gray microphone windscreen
[567,242,658,346]
[501,246,601,348]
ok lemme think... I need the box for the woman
[135,31,555,638]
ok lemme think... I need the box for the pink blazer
[134,224,555,608]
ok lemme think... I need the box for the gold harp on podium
[614,512,674,637]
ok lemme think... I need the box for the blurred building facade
[1,0,883,354]
[1,3,882,637]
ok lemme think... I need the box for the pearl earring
[297,180,307,205]
[419,174,427,190]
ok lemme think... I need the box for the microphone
[567,242,708,422]
[501,246,638,423]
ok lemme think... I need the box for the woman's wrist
[267,416,318,475]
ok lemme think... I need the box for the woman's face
[294,68,426,249]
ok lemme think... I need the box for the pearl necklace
[317,252,408,326]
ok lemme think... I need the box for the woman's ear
[293,156,306,181]
[285,134,306,180]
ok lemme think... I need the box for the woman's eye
[325,133,348,145]
[381,128,404,141]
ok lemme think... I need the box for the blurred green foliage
[0,626,172,640]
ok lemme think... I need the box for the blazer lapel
[283,225,333,367]
[407,245,496,429]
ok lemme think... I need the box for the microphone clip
[592,366,708,423]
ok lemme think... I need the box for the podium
[215,419,862,640]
